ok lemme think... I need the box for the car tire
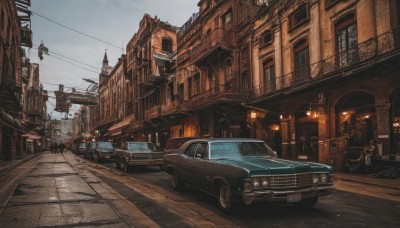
[171,169,184,191]
[297,197,318,208]
[217,182,234,214]
[124,161,130,173]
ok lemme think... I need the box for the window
[188,77,193,98]
[335,13,358,68]
[263,59,275,93]
[210,69,219,94]
[225,59,232,81]
[194,73,201,96]
[162,38,172,53]
[168,82,174,101]
[294,38,310,83]
[261,30,273,46]
[194,143,207,159]
[184,143,198,158]
[289,3,309,30]
[179,83,184,103]
[222,10,232,30]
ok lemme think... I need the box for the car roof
[187,138,265,143]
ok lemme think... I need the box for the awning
[108,115,135,132]
[153,52,172,67]
[22,130,41,140]
[110,131,122,136]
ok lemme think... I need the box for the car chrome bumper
[127,159,163,166]
[242,185,335,205]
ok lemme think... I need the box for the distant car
[163,137,196,155]
[84,142,97,160]
[75,143,87,155]
[115,142,163,173]
[92,141,116,163]
[163,138,334,213]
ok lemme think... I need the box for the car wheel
[297,197,318,208]
[124,161,130,173]
[217,182,233,214]
[171,169,184,191]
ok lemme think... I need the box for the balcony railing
[190,28,237,64]
[250,28,400,100]
[182,83,243,110]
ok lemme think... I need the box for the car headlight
[252,178,261,188]
[320,174,328,183]
[312,174,320,184]
[261,177,269,187]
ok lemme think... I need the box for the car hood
[213,157,332,175]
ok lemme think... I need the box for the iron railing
[190,28,237,63]
[250,28,400,100]
[182,83,243,110]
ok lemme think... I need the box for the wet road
[75,154,400,228]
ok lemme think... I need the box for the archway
[336,91,377,147]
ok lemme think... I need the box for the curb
[0,152,41,178]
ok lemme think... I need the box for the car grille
[269,173,312,189]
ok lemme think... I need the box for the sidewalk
[333,172,400,190]
[0,151,159,228]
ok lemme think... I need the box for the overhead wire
[31,10,123,50]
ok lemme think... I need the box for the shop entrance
[336,92,377,147]
[296,122,319,161]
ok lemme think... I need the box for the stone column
[376,100,391,155]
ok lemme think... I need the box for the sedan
[163,138,334,213]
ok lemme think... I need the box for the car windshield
[209,141,276,159]
[127,143,154,151]
[97,142,113,149]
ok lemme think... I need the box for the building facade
[85,0,400,168]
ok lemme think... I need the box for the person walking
[54,142,59,153]
[59,143,65,154]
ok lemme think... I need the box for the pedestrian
[60,142,65,153]
[49,142,54,153]
[54,142,59,153]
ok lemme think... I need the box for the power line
[32,11,122,50]
[48,54,100,74]
[33,44,101,70]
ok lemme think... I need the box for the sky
[29,0,199,119]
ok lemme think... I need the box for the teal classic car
[163,138,334,213]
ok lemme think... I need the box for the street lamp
[250,111,257,139]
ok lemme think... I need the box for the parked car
[92,141,116,163]
[163,137,196,155]
[84,142,97,159]
[163,138,334,213]
[75,142,87,155]
[115,142,163,173]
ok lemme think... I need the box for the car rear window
[97,142,113,149]
[127,143,155,151]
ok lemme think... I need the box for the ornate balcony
[190,28,237,66]
[182,82,243,111]
[250,28,400,101]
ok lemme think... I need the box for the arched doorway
[336,91,377,147]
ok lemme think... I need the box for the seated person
[347,150,371,173]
